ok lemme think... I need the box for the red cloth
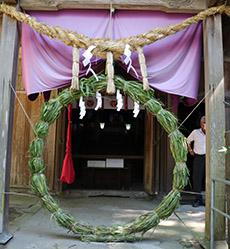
[60,104,75,184]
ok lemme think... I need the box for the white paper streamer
[79,96,86,119]
[124,44,139,78]
[95,91,102,111]
[116,90,123,111]
[133,102,140,118]
[82,45,98,81]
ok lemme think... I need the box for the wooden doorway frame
[0,0,227,244]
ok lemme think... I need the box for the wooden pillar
[144,112,154,194]
[224,61,230,248]
[226,131,230,247]
[0,14,19,244]
[203,14,226,241]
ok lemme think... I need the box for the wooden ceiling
[0,0,227,12]
[17,0,227,13]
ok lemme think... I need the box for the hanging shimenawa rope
[0,3,230,58]
[29,74,189,242]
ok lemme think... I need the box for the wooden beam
[207,0,225,7]
[20,0,207,13]
[203,14,226,241]
[0,13,19,244]
[0,0,17,4]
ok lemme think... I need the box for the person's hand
[189,149,194,156]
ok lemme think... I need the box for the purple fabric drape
[21,10,202,100]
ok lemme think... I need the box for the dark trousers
[193,154,205,202]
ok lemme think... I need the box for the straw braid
[0,4,229,58]
[106,52,115,94]
[137,47,149,90]
[70,46,80,90]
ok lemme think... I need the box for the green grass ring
[29,74,189,242]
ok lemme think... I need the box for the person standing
[187,116,206,207]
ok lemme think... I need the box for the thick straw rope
[0,4,229,58]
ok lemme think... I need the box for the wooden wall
[152,93,174,194]
[10,49,60,191]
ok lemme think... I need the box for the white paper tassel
[82,45,98,81]
[116,90,123,111]
[123,44,138,78]
[79,96,86,119]
[95,91,102,111]
[133,102,140,118]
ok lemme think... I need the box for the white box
[106,159,124,168]
[87,160,106,168]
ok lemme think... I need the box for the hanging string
[152,89,212,147]
[9,80,36,134]
[178,89,212,130]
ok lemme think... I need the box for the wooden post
[225,62,230,249]
[0,13,19,244]
[203,14,226,241]
[144,112,154,194]
[226,131,230,247]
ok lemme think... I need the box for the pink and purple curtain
[21,10,202,100]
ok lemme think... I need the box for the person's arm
[187,131,195,156]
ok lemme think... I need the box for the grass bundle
[173,162,189,190]
[41,99,63,123]
[169,129,188,162]
[29,157,45,173]
[28,74,188,242]
[122,211,160,235]
[155,190,181,219]
[41,194,59,212]
[34,121,49,138]
[156,109,178,133]
[31,173,48,197]
[29,138,44,157]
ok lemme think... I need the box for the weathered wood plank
[203,14,226,240]
[0,0,17,4]
[53,107,66,193]
[207,0,225,7]
[144,112,154,194]
[0,14,19,244]
[11,92,58,190]
[20,0,207,12]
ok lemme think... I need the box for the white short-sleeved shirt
[187,129,206,155]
